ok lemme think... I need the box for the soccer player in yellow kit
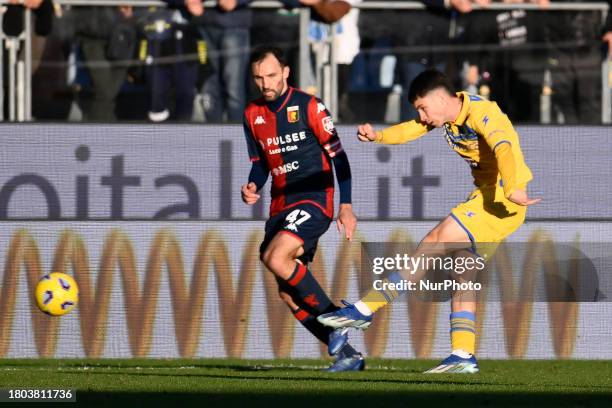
[318,69,541,373]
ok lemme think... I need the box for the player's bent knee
[421,232,440,244]
[260,249,278,272]
[260,249,277,271]
[261,246,291,274]
[260,250,270,267]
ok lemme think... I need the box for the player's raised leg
[275,276,353,356]
[261,232,337,315]
[262,230,364,371]
[318,215,471,329]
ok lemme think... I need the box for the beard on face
[262,87,281,101]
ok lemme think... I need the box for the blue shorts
[260,203,332,264]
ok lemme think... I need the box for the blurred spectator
[2,0,53,37]
[322,0,361,122]
[3,0,55,120]
[138,0,206,122]
[249,8,300,91]
[281,0,359,121]
[69,6,136,121]
[331,0,361,122]
[545,0,603,123]
[390,0,489,120]
[195,0,253,122]
[348,9,397,122]
[602,1,612,57]
[457,0,549,122]
[603,1,612,120]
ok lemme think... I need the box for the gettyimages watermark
[371,251,486,292]
[359,241,610,302]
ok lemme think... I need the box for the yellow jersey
[375,92,533,197]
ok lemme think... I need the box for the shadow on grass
[59,368,612,391]
[68,391,612,408]
[60,368,501,387]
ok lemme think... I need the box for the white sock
[353,300,373,316]
[451,349,473,359]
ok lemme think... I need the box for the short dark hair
[408,69,454,103]
[249,45,288,67]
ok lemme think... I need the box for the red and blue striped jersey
[243,87,345,218]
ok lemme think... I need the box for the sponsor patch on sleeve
[322,116,335,134]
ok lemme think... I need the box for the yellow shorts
[450,183,527,246]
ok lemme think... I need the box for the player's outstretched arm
[357,123,378,142]
[358,121,430,144]
[337,203,357,241]
[507,189,542,206]
[473,104,541,206]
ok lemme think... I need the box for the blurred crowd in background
[2,0,612,124]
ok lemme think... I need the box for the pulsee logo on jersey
[266,131,307,147]
[267,132,307,155]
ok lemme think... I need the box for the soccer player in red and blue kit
[241,45,364,371]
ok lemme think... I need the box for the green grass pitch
[0,359,610,407]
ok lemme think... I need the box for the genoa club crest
[287,106,299,123]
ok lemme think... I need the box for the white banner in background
[1,221,611,360]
